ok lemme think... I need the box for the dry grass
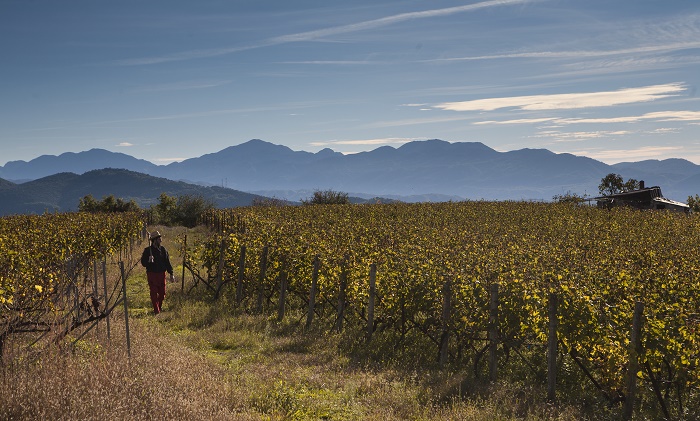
[1,225,600,420]
[0,320,252,420]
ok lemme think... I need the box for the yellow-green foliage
[201,202,700,405]
[0,212,143,350]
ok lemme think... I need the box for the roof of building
[593,186,662,202]
[650,196,690,209]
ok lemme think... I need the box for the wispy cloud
[129,80,231,93]
[87,102,337,126]
[426,12,700,69]
[115,0,534,66]
[475,109,700,125]
[532,130,632,142]
[276,60,376,65]
[272,0,532,41]
[364,115,476,129]
[427,42,700,63]
[434,83,687,112]
[576,146,686,162]
[117,142,134,147]
[475,117,558,125]
[641,110,700,122]
[115,46,255,66]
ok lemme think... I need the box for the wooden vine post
[439,279,452,366]
[336,254,349,333]
[119,261,131,358]
[489,283,499,382]
[93,261,99,336]
[622,301,645,420]
[277,256,288,322]
[181,234,187,292]
[306,256,320,329]
[547,293,558,403]
[366,263,376,341]
[256,245,268,313]
[214,239,226,299]
[92,260,99,304]
[236,245,246,305]
[102,258,111,341]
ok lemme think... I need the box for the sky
[2,0,700,166]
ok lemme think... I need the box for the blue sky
[2,0,700,166]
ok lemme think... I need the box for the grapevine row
[0,211,144,357]
[193,201,699,413]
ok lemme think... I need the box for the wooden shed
[595,181,690,213]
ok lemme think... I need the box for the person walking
[141,230,175,315]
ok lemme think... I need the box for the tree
[302,189,350,205]
[153,192,177,225]
[598,173,640,196]
[78,194,100,212]
[148,193,215,227]
[78,194,140,213]
[173,194,215,228]
[687,194,700,213]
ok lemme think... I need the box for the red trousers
[147,271,167,314]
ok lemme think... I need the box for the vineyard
[2,203,700,419]
[190,201,700,419]
[0,212,144,359]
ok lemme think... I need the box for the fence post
[306,256,320,329]
[277,256,288,322]
[366,263,376,341]
[257,245,268,313]
[335,254,349,333]
[181,234,187,292]
[92,261,99,337]
[119,261,131,358]
[215,239,226,299]
[102,258,111,341]
[623,301,645,420]
[439,279,452,366]
[236,245,246,305]
[547,293,558,403]
[93,260,99,300]
[489,283,499,382]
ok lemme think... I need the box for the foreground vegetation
[2,200,699,419]
[0,240,583,420]
[0,223,580,420]
[198,201,699,418]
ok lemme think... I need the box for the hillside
[0,177,16,189]
[0,168,270,216]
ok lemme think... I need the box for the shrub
[302,189,350,205]
[149,193,215,227]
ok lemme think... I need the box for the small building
[595,181,690,213]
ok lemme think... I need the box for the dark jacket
[141,245,174,274]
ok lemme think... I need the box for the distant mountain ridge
[0,149,158,181]
[2,139,699,203]
[0,169,268,216]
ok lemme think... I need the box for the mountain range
[1,139,699,215]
